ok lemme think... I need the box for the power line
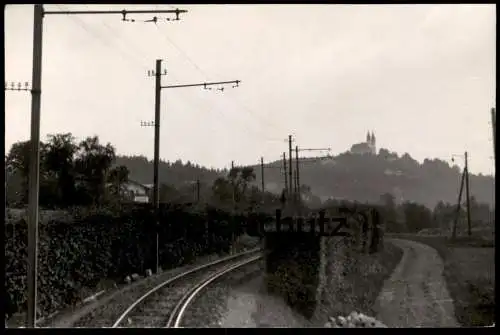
[59,5,263,144]
[57,6,151,72]
[153,24,286,136]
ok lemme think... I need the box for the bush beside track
[4,204,253,319]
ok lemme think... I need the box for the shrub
[5,204,258,318]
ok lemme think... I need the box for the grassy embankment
[392,233,495,327]
[316,239,404,324]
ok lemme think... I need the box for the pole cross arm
[162,80,240,89]
[43,8,188,16]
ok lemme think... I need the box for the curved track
[112,249,262,328]
[166,254,262,328]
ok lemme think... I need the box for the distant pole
[231,161,235,209]
[452,168,466,239]
[152,59,162,274]
[492,108,496,165]
[27,3,44,328]
[464,151,472,237]
[295,145,300,204]
[491,108,496,226]
[288,135,293,199]
[260,157,265,192]
[230,161,235,254]
[196,179,200,202]
[283,152,288,195]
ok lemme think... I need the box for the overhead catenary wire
[152,24,286,140]
[55,6,277,144]
[55,5,151,73]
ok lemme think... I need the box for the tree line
[6,133,130,208]
[5,133,280,212]
[6,133,494,236]
[322,192,494,235]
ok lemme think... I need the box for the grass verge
[394,234,495,327]
[317,240,404,324]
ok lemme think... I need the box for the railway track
[110,249,263,328]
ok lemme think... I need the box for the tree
[6,140,48,205]
[211,177,233,206]
[74,136,116,206]
[107,165,130,202]
[401,202,433,233]
[379,192,400,231]
[228,166,256,205]
[44,133,78,207]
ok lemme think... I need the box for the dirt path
[374,238,459,328]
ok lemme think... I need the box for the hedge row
[5,204,260,318]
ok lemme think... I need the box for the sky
[4,4,496,175]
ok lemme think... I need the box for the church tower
[370,131,376,154]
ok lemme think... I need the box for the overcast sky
[5,4,496,175]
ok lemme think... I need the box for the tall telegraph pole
[452,168,466,240]
[295,146,300,202]
[260,157,265,192]
[492,107,496,165]
[27,4,43,328]
[146,59,239,272]
[283,152,288,195]
[464,151,472,237]
[288,135,293,199]
[153,59,163,274]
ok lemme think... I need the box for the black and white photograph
[4,4,496,328]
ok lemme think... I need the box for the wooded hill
[117,148,495,209]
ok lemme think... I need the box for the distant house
[123,180,151,203]
[106,180,151,203]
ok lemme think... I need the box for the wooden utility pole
[155,74,239,257]
[27,5,43,328]
[492,108,496,164]
[153,59,162,274]
[231,160,235,208]
[260,157,265,192]
[26,6,188,328]
[464,151,472,237]
[28,5,187,329]
[452,168,466,239]
[295,146,300,202]
[288,135,293,199]
[283,152,288,195]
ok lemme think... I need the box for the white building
[107,180,151,203]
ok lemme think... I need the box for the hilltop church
[350,131,377,155]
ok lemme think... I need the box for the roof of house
[125,180,152,190]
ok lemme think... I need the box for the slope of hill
[114,155,225,189]
[116,150,494,210]
[247,149,495,209]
